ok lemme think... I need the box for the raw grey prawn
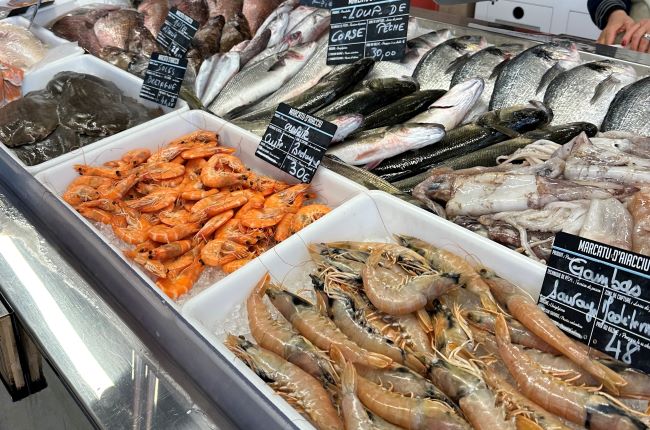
[482,269,628,394]
[264,283,393,368]
[494,314,648,430]
[362,244,459,315]
[396,235,497,311]
[246,274,338,386]
[354,365,472,430]
[224,335,342,430]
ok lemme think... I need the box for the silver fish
[197,52,241,106]
[234,37,333,118]
[490,41,581,110]
[331,114,364,143]
[544,60,637,128]
[412,35,487,90]
[408,77,484,130]
[601,76,650,136]
[253,0,298,39]
[285,8,330,45]
[209,41,319,117]
[287,5,317,32]
[327,123,446,166]
[365,29,452,81]
[450,44,522,123]
[266,10,290,47]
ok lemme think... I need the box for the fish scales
[601,76,650,136]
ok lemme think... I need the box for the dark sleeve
[588,0,632,29]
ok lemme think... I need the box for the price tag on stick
[300,0,332,8]
[139,53,187,108]
[255,103,337,184]
[538,232,650,373]
[327,0,409,65]
[156,7,199,58]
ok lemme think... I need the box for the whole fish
[192,15,225,59]
[321,155,429,209]
[371,103,552,181]
[601,76,650,136]
[206,0,242,21]
[0,22,46,69]
[358,89,446,132]
[327,123,446,167]
[52,12,106,55]
[450,44,522,123]
[366,29,452,81]
[544,60,637,127]
[239,28,271,66]
[489,41,580,110]
[245,30,302,67]
[284,8,330,45]
[219,12,251,53]
[393,121,599,193]
[316,77,418,118]
[196,51,241,106]
[170,0,209,26]
[93,9,142,51]
[407,78,483,130]
[235,57,374,123]
[209,41,319,117]
[236,37,332,119]
[137,0,169,38]
[247,0,296,35]
[287,5,317,32]
[265,10,290,47]
[413,35,487,90]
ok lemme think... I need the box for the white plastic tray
[35,110,366,312]
[1,16,84,71]
[6,55,188,173]
[181,190,546,429]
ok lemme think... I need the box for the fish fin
[591,74,621,104]
[487,124,520,138]
[445,53,471,75]
[536,63,564,95]
[489,58,510,80]
[363,159,384,170]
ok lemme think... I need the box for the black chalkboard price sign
[538,232,650,373]
[300,0,332,8]
[327,0,410,65]
[156,7,199,58]
[255,103,337,184]
[139,53,187,108]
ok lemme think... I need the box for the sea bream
[412,35,487,90]
[544,60,637,127]
[209,41,319,117]
[489,41,581,110]
[327,123,446,167]
[601,75,650,136]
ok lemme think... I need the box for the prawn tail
[366,352,393,368]
[588,360,628,396]
[342,361,357,395]
[253,273,271,297]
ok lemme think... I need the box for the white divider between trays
[1,16,85,71]
[35,110,366,313]
[10,55,188,174]
[181,190,546,430]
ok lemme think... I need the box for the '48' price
[605,331,640,365]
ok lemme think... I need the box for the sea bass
[327,123,446,167]
[209,41,319,117]
[600,76,650,136]
[413,35,487,90]
[489,41,580,110]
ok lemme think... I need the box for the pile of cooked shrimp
[227,237,650,430]
[62,130,331,299]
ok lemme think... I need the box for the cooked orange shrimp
[133,254,168,278]
[247,274,338,385]
[126,189,178,213]
[200,239,250,266]
[157,257,204,299]
[354,368,471,430]
[290,204,331,233]
[465,309,560,355]
[63,185,100,206]
[165,244,203,278]
[149,240,193,260]
[189,191,231,214]
[191,193,248,220]
[180,189,219,201]
[225,335,343,430]
[69,175,113,189]
[221,258,251,274]
[274,213,294,242]
[483,269,627,394]
[138,162,185,181]
[234,192,265,219]
[494,314,648,430]
[264,184,310,213]
[200,154,249,188]
[246,173,289,196]
[148,223,201,243]
[181,145,234,159]
[158,209,193,226]
[239,207,285,228]
[121,148,151,167]
[265,283,392,368]
[74,164,124,179]
[78,207,114,224]
[362,248,459,315]
[195,210,234,242]
[397,235,498,312]
[101,173,140,200]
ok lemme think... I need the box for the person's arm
[588,0,635,44]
